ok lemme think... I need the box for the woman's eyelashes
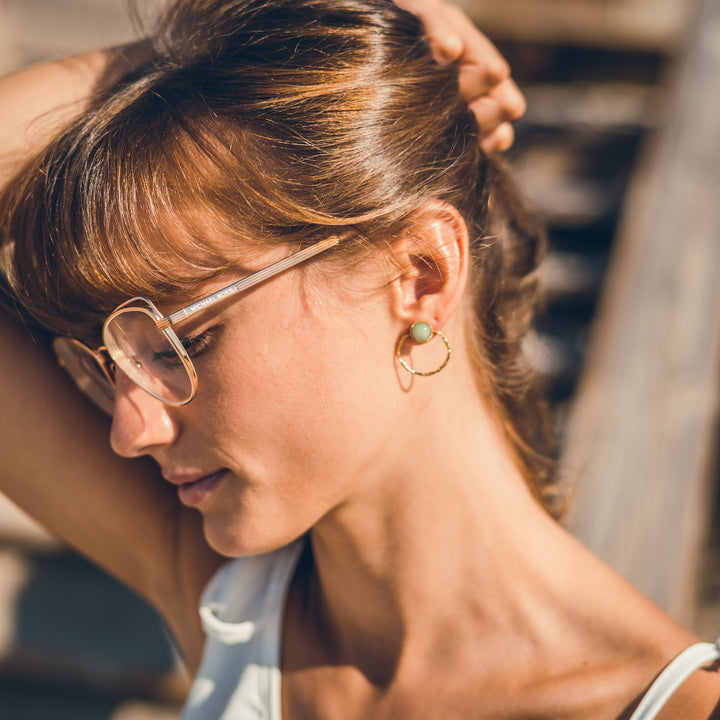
[152,327,221,366]
[180,326,221,360]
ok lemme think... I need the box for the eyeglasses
[52,237,339,415]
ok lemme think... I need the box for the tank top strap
[628,640,720,720]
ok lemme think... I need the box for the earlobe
[390,201,469,329]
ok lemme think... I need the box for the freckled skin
[2,7,720,716]
[110,254,407,558]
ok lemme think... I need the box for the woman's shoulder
[538,579,719,720]
[641,659,720,720]
[634,638,720,720]
[553,638,720,720]
[563,555,720,718]
[611,620,720,719]
[601,621,720,720]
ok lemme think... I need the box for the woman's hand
[395,0,526,154]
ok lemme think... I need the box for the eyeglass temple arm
[162,237,340,327]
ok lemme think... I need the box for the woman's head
[0,0,561,520]
[5,0,485,325]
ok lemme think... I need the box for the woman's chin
[202,515,302,558]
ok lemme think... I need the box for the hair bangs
[0,98,257,341]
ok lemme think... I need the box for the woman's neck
[305,389,567,683]
[285,377,693,719]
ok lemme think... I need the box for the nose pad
[109,371,178,458]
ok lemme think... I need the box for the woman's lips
[174,470,228,507]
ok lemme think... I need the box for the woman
[0,1,718,718]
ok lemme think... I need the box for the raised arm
[0,312,220,663]
[0,42,150,186]
[0,46,223,668]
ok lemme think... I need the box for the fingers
[393,0,465,63]
[460,74,526,123]
[480,122,515,155]
[492,77,527,122]
[469,98,516,154]
[400,0,510,94]
[468,78,526,151]
[394,0,526,150]
[439,3,509,84]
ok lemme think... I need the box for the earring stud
[396,322,451,376]
[409,321,433,343]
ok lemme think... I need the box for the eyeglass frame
[53,236,340,411]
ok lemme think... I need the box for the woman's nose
[109,371,179,458]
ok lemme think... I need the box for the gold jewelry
[396,322,451,376]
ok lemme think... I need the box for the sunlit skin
[0,0,541,689]
[109,217,475,559]
[2,1,720,716]
[109,243,410,557]
[106,216,720,719]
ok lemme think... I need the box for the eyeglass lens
[52,337,116,415]
[103,310,194,405]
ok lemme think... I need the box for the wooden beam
[458,0,689,52]
[563,0,720,624]
[2,0,136,71]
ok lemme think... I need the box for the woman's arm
[0,42,153,187]
[0,311,221,667]
[0,54,101,185]
[0,44,223,668]
[0,1,522,181]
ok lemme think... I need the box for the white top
[181,541,303,720]
[181,542,719,720]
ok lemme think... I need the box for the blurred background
[0,0,718,717]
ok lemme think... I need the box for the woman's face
[109,243,407,556]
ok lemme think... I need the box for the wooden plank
[459,0,690,52]
[1,0,136,71]
[521,82,661,131]
[0,2,21,75]
[0,546,189,700]
[563,0,720,624]
[109,702,181,720]
[0,679,182,720]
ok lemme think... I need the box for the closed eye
[181,328,219,359]
[153,327,220,366]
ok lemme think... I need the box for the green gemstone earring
[409,321,433,343]
[396,322,451,377]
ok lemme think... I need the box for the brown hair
[0,0,561,516]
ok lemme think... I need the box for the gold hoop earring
[396,322,451,377]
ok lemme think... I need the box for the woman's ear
[390,200,469,329]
